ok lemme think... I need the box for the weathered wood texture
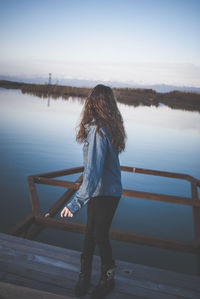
[120,166,200,185]
[13,174,83,240]
[35,215,200,254]
[33,176,200,207]
[31,166,84,178]
[8,212,35,236]
[122,189,200,207]
[0,233,200,299]
[27,176,41,215]
[192,182,200,240]
[191,182,200,275]
[0,281,74,299]
[29,175,82,239]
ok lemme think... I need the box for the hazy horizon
[1,74,200,94]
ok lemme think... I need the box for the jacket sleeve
[66,127,107,215]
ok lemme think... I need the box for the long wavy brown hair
[76,84,126,153]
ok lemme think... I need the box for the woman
[60,84,126,298]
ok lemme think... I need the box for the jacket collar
[84,119,96,130]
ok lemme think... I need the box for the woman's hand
[60,207,74,218]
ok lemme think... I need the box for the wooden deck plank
[0,260,76,297]
[1,233,200,290]
[1,273,141,299]
[0,281,74,299]
[0,260,142,299]
[0,233,200,299]
[1,233,200,295]
[0,258,188,299]
[1,243,198,299]
[1,272,77,298]
[0,241,199,295]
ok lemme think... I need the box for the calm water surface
[0,88,200,275]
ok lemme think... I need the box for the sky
[0,0,200,87]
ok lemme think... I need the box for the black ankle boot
[90,260,116,299]
[75,253,93,297]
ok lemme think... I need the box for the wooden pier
[1,232,200,299]
[9,166,200,256]
[1,165,200,297]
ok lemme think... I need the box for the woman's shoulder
[84,123,96,134]
[84,123,108,139]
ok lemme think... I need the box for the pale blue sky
[0,0,199,86]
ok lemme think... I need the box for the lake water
[0,88,200,275]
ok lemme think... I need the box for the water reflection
[119,102,200,133]
[48,95,50,107]
[20,84,200,112]
[21,86,86,105]
[19,88,200,135]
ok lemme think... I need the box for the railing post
[25,174,83,240]
[27,176,41,216]
[191,182,200,275]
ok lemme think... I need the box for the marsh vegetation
[1,80,200,112]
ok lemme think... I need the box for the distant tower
[48,73,52,85]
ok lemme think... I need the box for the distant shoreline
[0,80,200,112]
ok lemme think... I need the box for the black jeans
[82,195,121,266]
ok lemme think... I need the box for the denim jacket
[66,123,122,215]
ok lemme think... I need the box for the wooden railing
[9,166,200,271]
